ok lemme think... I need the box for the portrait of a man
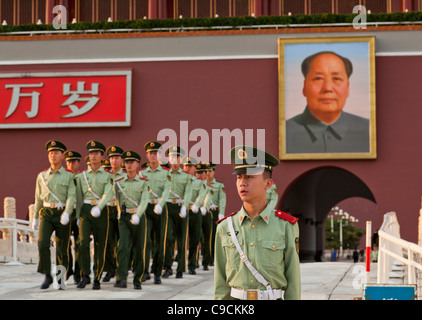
[279,37,376,160]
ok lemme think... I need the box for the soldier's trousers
[201,209,213,267]
[77,204,109,282]
[116,212,146,286]
[144,203,168,277]
[37,207,71,276]
[68,211,80,280]
[210,208,219,264]
[188,209,202,271]
[104,205,119,274]
[164,203,188,273]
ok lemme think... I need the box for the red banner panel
[0,70,132,128]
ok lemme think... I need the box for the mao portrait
[279,37,376,160]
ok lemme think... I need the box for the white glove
[200,207,207,216]
[191,204,199,213]
[218,213,224,220]
[130,214,140,225]
[76,219,80,227]
[179,205,187,218]
[154,204,162,215]
[60,212,70,225]
[91,206,101,218]
[32,218,39,230]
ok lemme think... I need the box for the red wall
[1,55,422,243]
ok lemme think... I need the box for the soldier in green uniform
[204,162,226,266]
[102,159,112,170]
[76,140,114,290]
[102,145,126,283]
[196,164,213,270]
[33,140,76,289]
[113,151,149,289]
[266,183,278,209]
[162,146,192,278]
[182,157,208,275]
[64,150,82,284]
[214,146,301,300]
[138,141,171,284]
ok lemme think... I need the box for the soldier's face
[195,171,206,179]
[146,151,158,163]
[110,155,123,170]
[48,150,64,166]
[183,165,195,175]
[207,169,215,181]
[66,160,80,172]
[89,151,103,165]
[236,174,271,203]
[169,154,180,166]
[303,53,350,124]
[124,160,139,173]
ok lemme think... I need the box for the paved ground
[0,260,376,300]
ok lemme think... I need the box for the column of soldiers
[32,139,225,290]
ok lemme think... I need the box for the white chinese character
[61,81,100,118]
[5,83,44,119]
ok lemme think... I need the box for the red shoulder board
[162,167,170,171]
[275,210,298,224]
[208,184,214,188]
[104,169,112,174]
[115,177,125,182]
[140,176,149,181]
[65,168,75,173]
[216,211,237,224]
[39,168,48,174]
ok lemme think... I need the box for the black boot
[92,280,101,290]
[114,280,127,288]
[102,272,115,282]
[154,275,162,284]
[40,274,53,289]
[77,274,90,289]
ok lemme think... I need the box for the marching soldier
[64,150,82,284]
[102,145,126,283]
[162,146,192,278]
[204,162,226,265]
[33,140,76,289]
[114,151,149,289]
[196,164,213,270]
[76,140,114,290]
[214,146,300,300]
[139,141,171,284]
[182,157,208,275]
[102,159,112,170]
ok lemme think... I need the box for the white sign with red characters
[0,70,132,129]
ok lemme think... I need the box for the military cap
[166,146,185,156]
[123,150,141,162]
[106,145,124,157]
[144,141,161,152]
[85,155,91,165]
[205,161,216,170]
[230,145,279,175]
[102,159,111,169]
[64,150,81,161]
[195,163,208,172]
[182,156,197,166]
[45,140,66,152]
[141,162,150,169]
[86,140,106,153]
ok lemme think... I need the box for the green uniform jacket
[138,165,171,207]
[214,205,301,300]
[75,166,114,218]
[189,176,208,208]
[168,168,193,208]
[34,167,76,218]
[114,175,149,218]
[111,169,127,203]
[204,179,226,215]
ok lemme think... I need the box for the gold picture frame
[278,36,376,160]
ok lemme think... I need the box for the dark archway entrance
[279,166,376,261]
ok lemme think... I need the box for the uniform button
[272,245,276,249]
[251,225,255,229]
[250,243,254,246]
[230,243,233,246]
[250,280,254,283]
